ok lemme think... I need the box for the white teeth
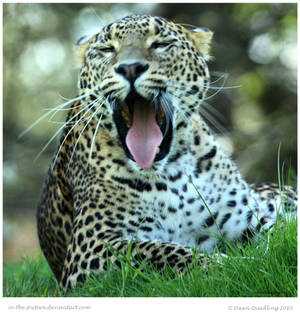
[156,147,160,155]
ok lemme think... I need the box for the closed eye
[94,46,115,53]
[151,40,177,49]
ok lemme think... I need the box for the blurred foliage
[3,3,297,260]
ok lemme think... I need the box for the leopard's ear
[189,27,213,60]
[74,34,96,63]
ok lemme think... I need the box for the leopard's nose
[115,62,149,84]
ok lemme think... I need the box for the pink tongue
[125,101,163,169]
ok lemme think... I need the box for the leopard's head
[76,14,212,169]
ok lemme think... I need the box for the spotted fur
[37,15,297,290]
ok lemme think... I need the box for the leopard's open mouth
[113,91,173,168]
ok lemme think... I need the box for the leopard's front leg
[59,199,209,291]
[60,233,206,290]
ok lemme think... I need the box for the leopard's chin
[112,91,173,167]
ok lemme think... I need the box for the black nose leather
[115,62,149,84]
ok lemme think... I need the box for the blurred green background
[3,3,297,262]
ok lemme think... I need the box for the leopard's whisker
[36,99,97,165]
[167,80,239,93]
[202,101,226,124]
[159,92,174,137]
[36,95,103,165]
[47,102,88,125]
[198,106,228,134]
[165,90,193,123]
[18,93,90,139]
[47,99,92,125]
[44,102,84,111]
[166,88,227,134]
[67,100,105,171]
[110,95,119,112]
[167,76,233,102]
[51,97,104,170]
[204,74,232,100]
[88,112,103,163]
[206,85,241,91]
[48,99,102,126]
[209,72,228,85]
[88,97,108,163]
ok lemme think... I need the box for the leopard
[36,14,297,291]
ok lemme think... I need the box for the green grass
[3,217,297,297]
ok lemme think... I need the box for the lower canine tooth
[156,147,160,155]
